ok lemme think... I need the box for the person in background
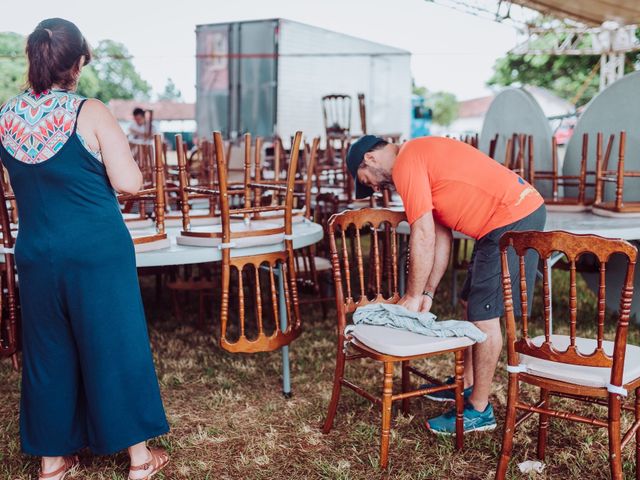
[128,107,156,141]
[0,18,170,480]
[346,134,546,437]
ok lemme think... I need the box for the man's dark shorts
[460,204,547,321]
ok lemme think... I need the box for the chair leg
[636,387,640,480]
[536,388,550,460]
[496,373,519,480]
[401,360,410,415]
[322,339,347,434]
[454,349,464,451]
[379,361,394,469]
[608,392,624,480]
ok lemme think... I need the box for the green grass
[1,266,639,479]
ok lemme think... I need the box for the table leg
[398,235,407,296]
[277,264,292,398]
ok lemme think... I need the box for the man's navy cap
[346,135,385,199]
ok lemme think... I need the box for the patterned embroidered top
[0,89,102,164]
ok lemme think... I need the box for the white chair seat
[133,237,171,253]
[295,255,332,272]
[591,207,640,218]
[250,211,305,224]
[122,213,153,230]
[544,204,589,213]
[518,335,640,388]
[347,324,474,357]
[176,221,284,249]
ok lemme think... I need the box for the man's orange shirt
[392,137,543,239]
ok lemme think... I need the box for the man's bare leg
[467,317,502,412]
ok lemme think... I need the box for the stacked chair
[118,135,170,252]
[172,131,305,354]
[592,131,640,216]
[530,135,593,211]
[0,170,19,369]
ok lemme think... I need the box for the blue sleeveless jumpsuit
[0,99,169,456]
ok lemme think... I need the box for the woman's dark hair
[26,18,92,94]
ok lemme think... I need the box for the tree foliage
[0,32,28,103]
[412,83,459,126]
[0,33,151,104]
[487,20,640,107]
[90,40,151,102]
[158,77,182,101]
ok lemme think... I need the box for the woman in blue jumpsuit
[0,19,169,479]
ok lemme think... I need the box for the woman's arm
[77,99,142,194]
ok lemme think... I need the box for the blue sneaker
[420,376,473,402]
[426,403,497,435]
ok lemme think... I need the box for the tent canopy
[510,0,640,26]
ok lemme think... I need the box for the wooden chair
[118,135,169,252]
[530,135,595,211]
[322,208,474,469]
[357,93,367,135]
[322,94,352,166]
[488,133,499,160]
[593,131,640,216]
[177,131,302,245]
[291,138,335,318]
[217,131,303,352]
[322,93,352,139]
[503,133,528,180]
[121,141,155,228]
[495,230,639,480]
[0,170,19,369]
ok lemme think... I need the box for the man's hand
[420,294,433,313]
[397,294,422,312]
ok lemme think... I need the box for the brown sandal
[38,456,79,480]
[128,447,169,480]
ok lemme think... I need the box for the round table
[134,219,324,397]
[135,220,324,267]
[396,211,640,240]
[395,210,640,322]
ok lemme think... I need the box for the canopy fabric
[510,0,640,26]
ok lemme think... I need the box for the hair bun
[33,28,52,43]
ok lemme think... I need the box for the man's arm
[397,211,436,312]
[420,221,453,312]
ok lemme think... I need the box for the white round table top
[135,220,324,268]
[395,210,640,241]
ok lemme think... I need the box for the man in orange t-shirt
[347,135,546,435]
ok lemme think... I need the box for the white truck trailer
[195,18,412,140]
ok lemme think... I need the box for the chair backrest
[504,133,528,179]
[118,135,166,237]
[500,230,637,385]
[328,208,407,330]
[357,93,367,135]
[214,130,304,353]
[0,169,18,360]
[322,94,352,137]
[594,131,640,209]
[129,141,155,185]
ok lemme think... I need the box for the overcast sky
[1,0,521,103]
